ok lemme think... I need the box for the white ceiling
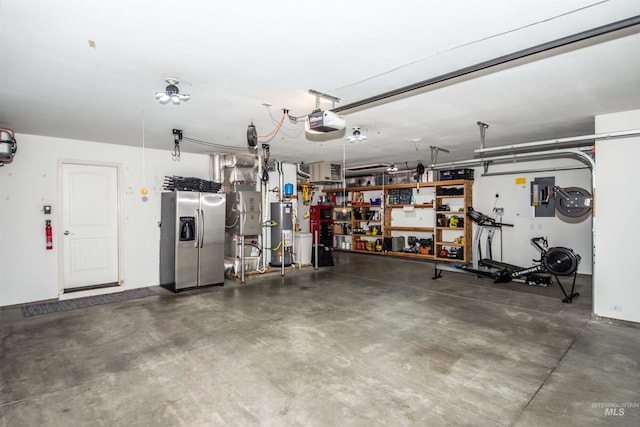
[1,0,639,170]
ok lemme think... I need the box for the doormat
[21,287,159,317]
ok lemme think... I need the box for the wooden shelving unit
[322,180,473,262]
[386,226,434,232]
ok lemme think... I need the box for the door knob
[64,230,70,235]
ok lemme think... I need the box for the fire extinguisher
[45,220,53,250]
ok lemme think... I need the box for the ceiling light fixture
[387,164,398,172]
[155,78,190,105]
[346,126,367,143]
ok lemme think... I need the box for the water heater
[270,202,293,267]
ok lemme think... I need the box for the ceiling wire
[288,112,309,120]
[266,106,304,139]
[183,137,243,152]
[257,112,286,138]
[142,117,146,183]
[182,111,289,151]
[267,106,295,130]
[329,0,610,92]
[342,140,347,212]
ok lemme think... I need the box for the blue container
[284,183,294,196]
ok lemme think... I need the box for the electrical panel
[309,162,342,183]
[531,177,555,217]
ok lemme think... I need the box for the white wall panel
[594,109,640,323]
[470,160,593,275]
[0,134,211,306]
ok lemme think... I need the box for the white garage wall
[470,160,593,275]
[0,134,211,306]
[294,161,592,278]
[594,109,640,323]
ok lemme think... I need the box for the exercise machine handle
[467,206,513,227]
[531,236,548,252]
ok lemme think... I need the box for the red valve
[46,220,53,250]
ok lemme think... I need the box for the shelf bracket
[477,121,490,174]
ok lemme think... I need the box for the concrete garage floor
[1,252,639,426]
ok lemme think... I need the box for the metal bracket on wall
[477,121,490,174]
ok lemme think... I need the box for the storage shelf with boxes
[322,180,473,263]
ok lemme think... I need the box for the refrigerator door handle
[194,209,200,248]
[200,209,205,248]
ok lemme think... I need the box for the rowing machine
[434,207,582,302]
[486,237,581,303]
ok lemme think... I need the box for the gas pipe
[45,220,53,250]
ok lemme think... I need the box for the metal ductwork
[210,153,259,193]
[297,163,310,179]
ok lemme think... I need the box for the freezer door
[199,193,226,286]
[175,191,200,290]
[159,192,177,287]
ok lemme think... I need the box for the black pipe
[332,15,640,114]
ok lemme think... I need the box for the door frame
[57,159,124,298]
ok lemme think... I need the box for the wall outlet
[493,207,504,215]
[611,304,623,312]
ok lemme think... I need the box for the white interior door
[61,163,119,291]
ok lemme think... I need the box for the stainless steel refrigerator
[160,191,226,292]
